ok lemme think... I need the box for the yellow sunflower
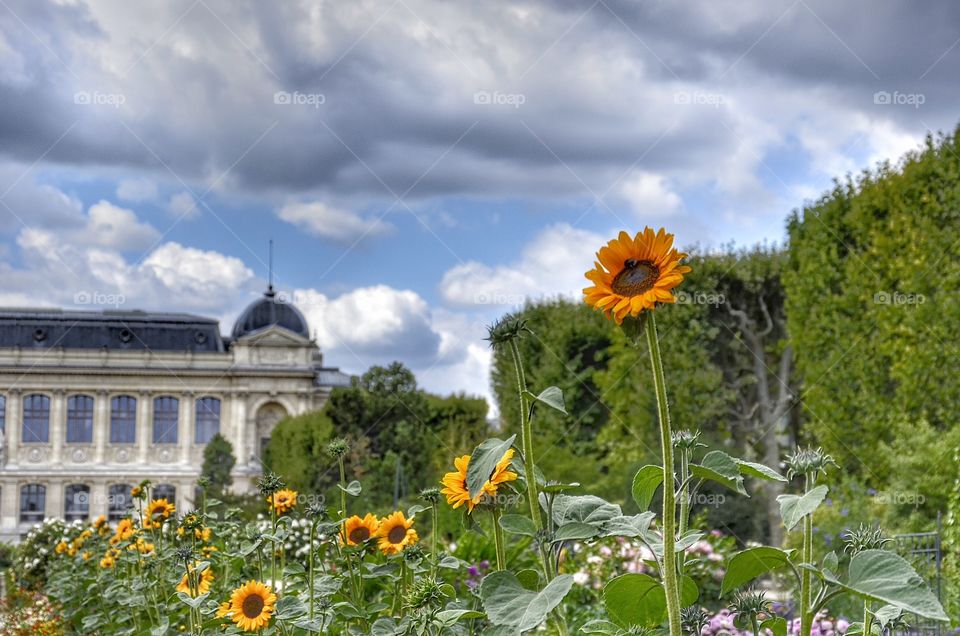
[340,513,379,546]
[112,518,136,544]
[216,601,233,619]
[484,449,518,496]
[131,486,142,497]
[229,580,276,632]
[93,514,107,530]
[266,489,298,515]
[441,455,482,512]
[99,554,115,569]
[55,541,68,555]
[583,228,691,324]
[145,498,176,524]
[377,511,419,556]
[177,563,214,597]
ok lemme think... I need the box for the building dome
[231,287,310,339]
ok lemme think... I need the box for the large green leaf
[631,465,663,511]
[721,546,791,595]
[528,386,567,414]
[690,451,748,496]
[777,485,828,531]
[736,460,787,482]
[467,435,517,498]
[480,571,574,634]
[828,550,948,621]
[551,495,622,526]
[603,574,698,628]
[499,514,537,537]
[553,522,598,542]
[600,512,656,538]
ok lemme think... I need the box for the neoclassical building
[0,288,349,541]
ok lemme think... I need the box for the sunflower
[441,455,483,512]
[177,563,214,597]
[229,580,276,632]
[485,449,518,496]
[216,601,233,619]
[99,554,115,569]
[93,514,107,530]
[55,541,68,555]
[377,511,419,556]
[267,489,298,515]
[583,228,691,324]
[112,518,136,543]
[340,513,379,546]
[130,486,142,497]
[145,498,176,524]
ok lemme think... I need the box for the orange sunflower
[145,498,175,524]
[177,562,214,597]
[267,489,298,515]
[340,513,379,546]
[229,580,276,632]
[377,511,419,556]
[583,228,690,324]
[441,449,517,512]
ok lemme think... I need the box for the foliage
[262,410,335,492]
[201,433,236,495]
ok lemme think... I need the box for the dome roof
[231,287,310,340]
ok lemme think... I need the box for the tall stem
[338,456,348,520]
[431,503,439,575]
[491,507,506,571]
[509,340,541,532]
[677,448,690,574]
[800,473,814,636]
[644,314,681,636]
[309,521,316,620]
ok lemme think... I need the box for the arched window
[66,395,94,443]
[108,484,133,521]
[20,484,45,523]
[110,395,137,444]
[153,396,179,444]
[22,394,50,443]
[153,484,176,504]
[195,397,220,444]
[64,484,90,521]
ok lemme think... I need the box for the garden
[4,131,960,635]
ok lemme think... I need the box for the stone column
[93,391,108,464]
[6,390,20,467]
[179,392,194,464]
[90,480,108,519]
[47,480,63,521]
[0,480,18,531]
[137,391,151,463]
[50,390,65,464]
[234,392,248,469]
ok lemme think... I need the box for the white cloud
[440,223,605,308]
[168,191,199,219]
[141,242,254,298]
[620,171,683,217]
[116,178,158,202]
[277,201,392,243]
[78,200,160,250]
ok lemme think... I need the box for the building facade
[0,288,349,541]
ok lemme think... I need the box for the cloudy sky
[0,0,956,408]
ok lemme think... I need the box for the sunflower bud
[484,317,532,348]
[729,588,771,624]
[420,487,441,504]
[843,523,891,556]
[681,606,711,636]
[257,472,285,496]
[672,429,705,451]
[404,577,445,611]
[326,438,349,458]
[784,446,836,481]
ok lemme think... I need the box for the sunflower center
[388,525,407,544]
[242,593,265,619]
[611,259,659,296]
[349,527,370,543]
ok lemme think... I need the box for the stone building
[0,287,349,541]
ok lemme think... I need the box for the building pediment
[233,324,312,347]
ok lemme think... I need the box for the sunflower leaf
[529,386,567,415]
[480,571,573,633]
[467,435,517,499]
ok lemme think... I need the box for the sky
[0,0,957,410]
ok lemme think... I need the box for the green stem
[338,456,348,519]
[491,507,506,571]
[309,521,316,620]
[644,314,681,636]
[677,447,690,574]
[509,340,541,531]
[800,473,814,636]
[431,503,439,575]
[863,601,871,636]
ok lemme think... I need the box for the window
[0,394,6,435]
[153,396,179,444]
[20,484,45,523]
[66,395,94,443]
[110,395,137,444]
[64,484,90,521]
[108,484,133,521]
[153,484,176,504]
[22,394,50,443]
[195,397,220,444]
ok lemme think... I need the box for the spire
[266,239,275,297]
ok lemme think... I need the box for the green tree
[200,433,236,495]
[262,410,335,492]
